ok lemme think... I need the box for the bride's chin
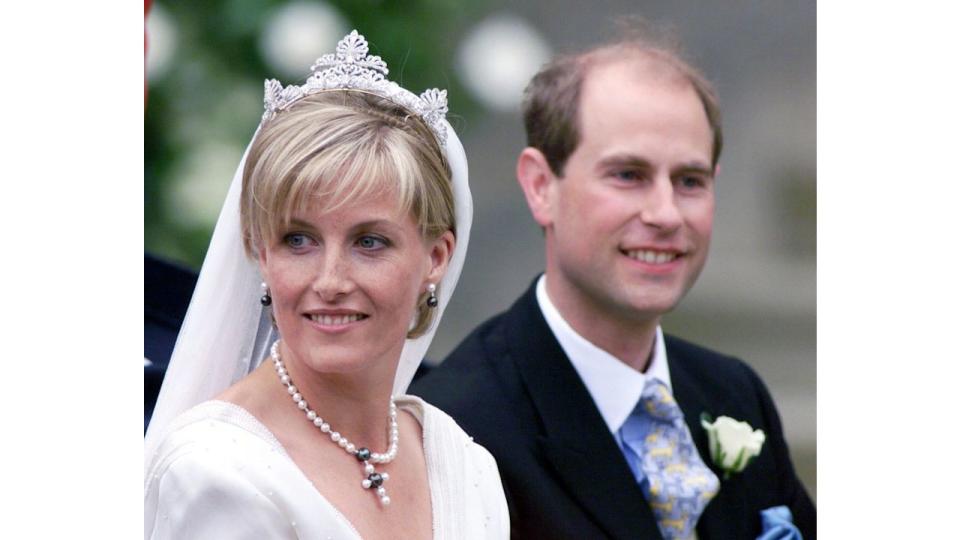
[293,349,385,377]
[278,335,402,381]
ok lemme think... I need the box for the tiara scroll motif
[262,30,449,146]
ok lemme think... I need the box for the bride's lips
[303,310,369,333]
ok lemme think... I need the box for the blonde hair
[240,90,456,337]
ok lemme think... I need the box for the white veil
[143,116,472,466]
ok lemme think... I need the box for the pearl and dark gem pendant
[270,341,398,507]
[358,449,391,504]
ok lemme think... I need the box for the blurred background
[145,0,815,499]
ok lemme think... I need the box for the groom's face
[541,60,716,324]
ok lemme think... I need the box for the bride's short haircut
[240,90,456,338]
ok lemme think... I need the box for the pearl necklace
[271,341,398,506]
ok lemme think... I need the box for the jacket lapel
[666,349,715,479]
[666,340,740,540]
[503,282,663,539]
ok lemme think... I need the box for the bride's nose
[311,247,355,301]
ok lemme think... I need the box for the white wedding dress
[144,395,508,539]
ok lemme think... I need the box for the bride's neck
[270,351,399,447]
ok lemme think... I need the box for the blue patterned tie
[622,379,720,540]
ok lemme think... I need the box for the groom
[412,32,815,539]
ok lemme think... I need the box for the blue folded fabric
[757,505,802,540]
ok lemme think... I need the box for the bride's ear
[257,246,269,278]
[426,231,455,285]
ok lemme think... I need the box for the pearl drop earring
[426,283,438,308]
[260,282,272,306]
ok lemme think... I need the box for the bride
[144,30,508,539]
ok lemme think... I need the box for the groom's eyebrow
[596,154,653,171]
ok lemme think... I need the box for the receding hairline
[545,41,722,171]
[580,44,706,99]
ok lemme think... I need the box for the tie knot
[639,378,683,423]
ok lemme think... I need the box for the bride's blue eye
[284,233,311,249]
[357,235,387,250]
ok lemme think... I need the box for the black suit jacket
[411,280,815,539]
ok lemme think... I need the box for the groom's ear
[516,147,558,229]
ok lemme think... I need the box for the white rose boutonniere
[700,413,766,479]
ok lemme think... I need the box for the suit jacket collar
[502,279,664,539]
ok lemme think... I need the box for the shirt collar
[535,275,672,435]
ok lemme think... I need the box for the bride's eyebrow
[285,218,318,232]
[284,218,404,234]
[353,218,399,228]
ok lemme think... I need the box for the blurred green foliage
[146,0,487,269]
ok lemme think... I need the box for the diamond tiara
[262,30,450,146]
